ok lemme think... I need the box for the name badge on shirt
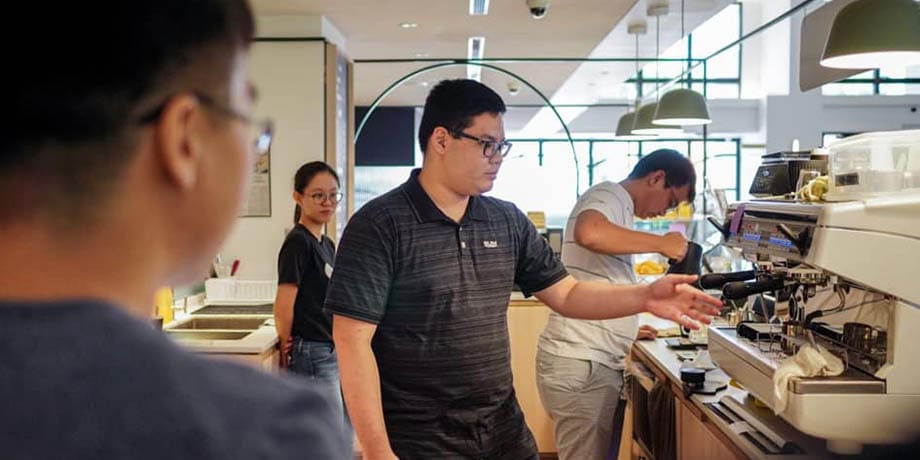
[324,263,333,278]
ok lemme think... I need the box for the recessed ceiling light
[469,0,490,15]
[399,22,418,29]
[415,52,429,58]
[467,37,485,81]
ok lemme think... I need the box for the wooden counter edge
[631,343,751,460]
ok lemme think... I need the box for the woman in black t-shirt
[274,161,351,453]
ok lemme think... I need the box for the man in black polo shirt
[325,79,721,460]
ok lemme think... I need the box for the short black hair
[628,149,697,203]
[417,79,506,154]
[2,0,255,223]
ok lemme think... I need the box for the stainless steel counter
[163,302,278,354]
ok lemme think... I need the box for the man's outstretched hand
[645,274,722,330]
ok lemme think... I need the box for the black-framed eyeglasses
[308,192,344,204]
[667,186,681,211]
[452,131,513,159]
[136,91,273,157]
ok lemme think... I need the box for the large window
[822,66,920,96]
[353,142,424,212]
[634,3,742,100]
[489,138,742,228]
[354,136,744,229]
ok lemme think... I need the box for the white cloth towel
[772,344,844,414]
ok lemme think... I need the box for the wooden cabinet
[677,398,743,460]
[628,341,748,460]
[211,347,280,374]
[508,302,557,453]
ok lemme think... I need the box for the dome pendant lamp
[654,0,711,126]
[633,102,682,136]
[654,88,711,125]
[821,0,920,69]
[615,111,644,139]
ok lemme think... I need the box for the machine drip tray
[707,396,806,456]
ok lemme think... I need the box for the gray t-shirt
[0,300,346,460]
[538,181,640,370]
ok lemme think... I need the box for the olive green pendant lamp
[653,88,711,125]
[633,102,683,136]
[616,110,648,140]
[654,0,711,126]
[821,0,920,69]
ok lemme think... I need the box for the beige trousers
[535,349,626,460]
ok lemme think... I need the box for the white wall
[765,94,920,152]
[219,41,327,280]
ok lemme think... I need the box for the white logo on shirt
[483,240,498,248]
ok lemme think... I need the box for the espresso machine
[703,190,920,454]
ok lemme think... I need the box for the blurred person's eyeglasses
[137,91,273,158]
[308,192,343,204]
[451,131,513,159]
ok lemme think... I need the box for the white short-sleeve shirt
[537,181,640,370]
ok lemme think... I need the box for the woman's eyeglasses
[308,192,344,204]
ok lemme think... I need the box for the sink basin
[192,304,274,316]
[164,330,253,341]
[170,317,268,330]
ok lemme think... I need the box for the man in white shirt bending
[536,149,696,460]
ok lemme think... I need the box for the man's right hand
[644,274,722,330]
[278,337,293,369]
[659,231,688,261]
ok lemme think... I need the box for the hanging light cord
[635,32,640,110]
[682,0,688,88]
[655,15,660,101]
[635,33,639,81]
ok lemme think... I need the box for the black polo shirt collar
[402,168,489,224]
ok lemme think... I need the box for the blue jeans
[289,338,354,457]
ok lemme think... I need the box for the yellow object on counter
[796,175,829,201]
[153,287,174,326]
[635,260,667,275]
[657,327,682,338]
[526,211,546,231]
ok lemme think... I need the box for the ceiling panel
[251,0,737,132]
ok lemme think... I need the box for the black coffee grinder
[666,241,703,288]
[666,241,703,338]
